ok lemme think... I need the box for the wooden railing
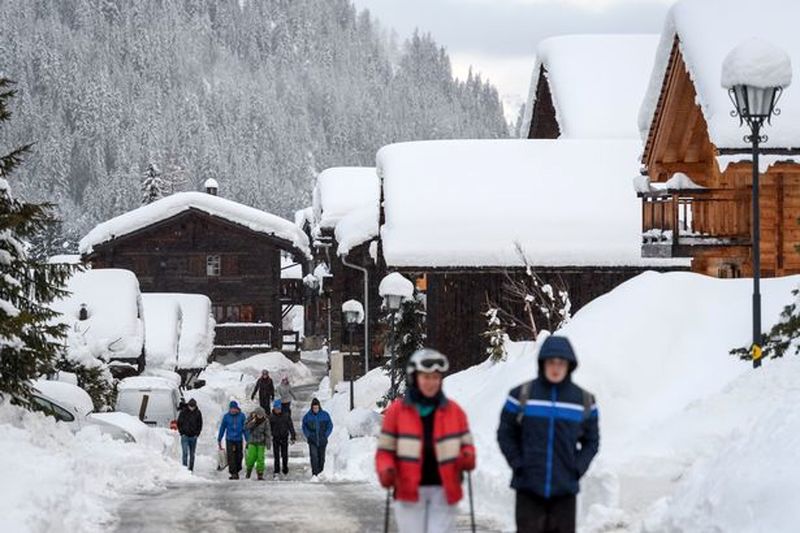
[214,323,273,348]
[280,278,305,305]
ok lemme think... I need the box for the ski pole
[468,471,476,533]
[384,488,391,533]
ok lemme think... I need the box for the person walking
[245,406,271,480]
[250,369,275,412]
[302,397,333,480]
[375,349,476,533]
[276,376,297,417]
[497,335,600,533]
[217,400,248,480]
[269,399,296,479]
[177,398,202,472]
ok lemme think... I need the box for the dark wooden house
[80,189,310,353]
[638,7,800,278]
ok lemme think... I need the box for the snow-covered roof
[79,192,310,258]
[335,205,379,258]
[147,293,215,370]
[521,34,659,139]
[313,167,380,230]
[51,269,144,363]
[118,376,179,392]
[639,0,800,151]
[377,139,690,268]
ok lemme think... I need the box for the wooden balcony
[641,189,751,258]
[279,278,304,305]
[214,322,273,349]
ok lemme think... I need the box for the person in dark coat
[177,398,202,472]
[497,335,600,533]
[218,400,249,480]
[269,399,296,478]
[302,398,333,479]
[250,369,275,411]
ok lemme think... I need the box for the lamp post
[723,39,792,368]
[342,300,364,411]
[379,273,415,400]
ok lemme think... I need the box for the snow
[721,38,792,90]
[47,254,82,265]
[664,172,706,191]
[313,167,380,230]
[335,205,379,257]
[378,139,690,268]
[51,269,145,364]
[141,294,182,370]
[378,272,414,300]
[203,177,219,190]
[33,379,94,417]
[640,0,800,150]
[222,352,315,386]
[520,35,659,139]
[281,255,303,279]
[79,191,310,259]
[341,299,365,324]
[632,175,666,196]
[0,401,193,533]
[149,293,215,370]
[118,376,178,392]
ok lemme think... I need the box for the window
[31,395,75,422]
[212,305,225,323]
[206,255,221,277]
[240,305,254,322]
[226,305,240,322]
[718,263,741,279]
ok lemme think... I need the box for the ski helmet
[406,348,450,379]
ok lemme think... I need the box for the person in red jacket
[376,348,476,533]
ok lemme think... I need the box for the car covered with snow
[32,380,136,442]
[115,376,183,428]
[51,269,146,372]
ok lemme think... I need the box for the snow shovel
[467,471,476,533]
[383,488,391,533]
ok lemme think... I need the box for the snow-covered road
[113,359,499,532]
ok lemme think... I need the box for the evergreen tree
[0,78,75,408]
[379,292,426,407]
[141,163,164,205]
[482,306,507,362]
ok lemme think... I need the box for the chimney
[204,178,219,196]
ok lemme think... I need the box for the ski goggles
[413,357,450,373]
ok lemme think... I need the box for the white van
[116,376,183,428]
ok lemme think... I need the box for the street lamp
[342,299,364,411]
[723,38,792,368]
[379,273,414,399]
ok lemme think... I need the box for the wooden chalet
[376,139,687,372]
[79,186,311,354]
[301,167,382,375]
[638,0,800,278]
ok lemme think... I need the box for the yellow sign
[752,344,763,362]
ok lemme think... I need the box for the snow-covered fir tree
[379,293,426,406]
[0,78,75,408]
[140,163,164,205]
[482,306,507,362]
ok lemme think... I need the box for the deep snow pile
[0,403,193,532]
[323,271,800,532]
[141,294,182,370]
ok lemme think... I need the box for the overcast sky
[352,0,676,121]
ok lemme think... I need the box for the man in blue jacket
[497,335,600,533]
[218,400,248,480]
[302,397,333,479]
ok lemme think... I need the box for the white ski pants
[394,486,458,533]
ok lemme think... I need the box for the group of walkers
[375,335,600,533]
[176,370,333,483]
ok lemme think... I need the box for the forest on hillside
[0,0,509,249]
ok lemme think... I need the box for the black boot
[246,468,252,479]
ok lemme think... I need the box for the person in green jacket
[245,406,271,480]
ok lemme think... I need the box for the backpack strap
[515,381,532,425]
[581,389,595,422]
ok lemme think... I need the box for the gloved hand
[378,467,396,488]
[458,449,476,471]
[218,442,224,451]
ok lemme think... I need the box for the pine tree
[0,78,75,408]
[482,306,507,362]
[379,292,426,407]
[141,163,164,205]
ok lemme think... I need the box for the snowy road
[114,359,499,532]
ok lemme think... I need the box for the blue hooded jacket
[302,407,333,447]
[496,335,600,498]
[218,402,248,443]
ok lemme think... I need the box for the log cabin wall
[526,66,561,139]
[641,39,800,277]
[419,267,679,373]
[87,209,292,349]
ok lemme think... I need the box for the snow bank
[79,191,310,258]
[0,403,193,533]
[378,139,689,268]
[721,38,792,90]
[313,167,380,230]
[640,0,800,150]
[217,352,314,387]
[521,34,659,139]
[141,294,182,370]
[334,205,379,257]
[51,269,144,364]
